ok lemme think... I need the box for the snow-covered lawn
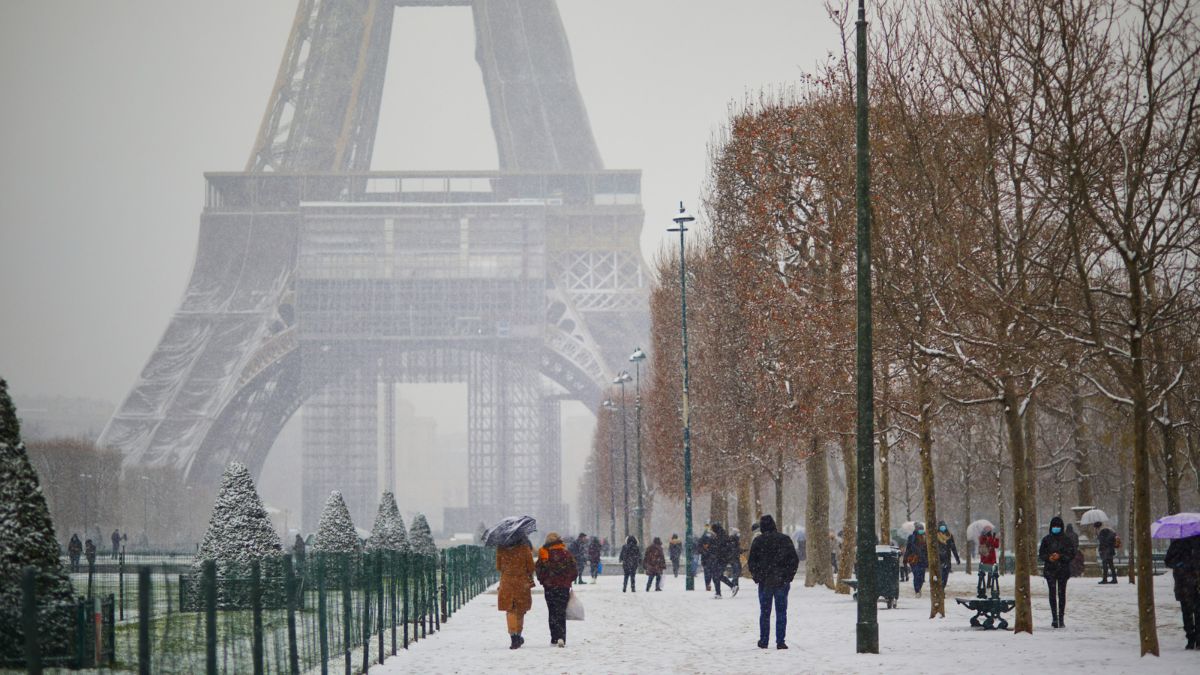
[376,570,1195,674]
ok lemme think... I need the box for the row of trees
[582,0,1199,654]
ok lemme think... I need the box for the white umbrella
[967,519,995,540]
[793,527,806,543]
[899,521,916,537]
[1080,509,1109,526]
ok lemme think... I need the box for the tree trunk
[917,375,944,618]
[805,436,834,589]
[836,434,857,594]
[1022,398,1039,572]
[1070,388,1094,506]
[710,489,728,528]
[1130,336,1159,655]
[996,418,1007,576]
[878,407,892,546]
[1157,414,1181,515]
[1002,377,1034,634]
[963,457,972,575]
[736,478,752,548]
[775,445,785,529]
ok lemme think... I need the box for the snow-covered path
[377,570,1196,674]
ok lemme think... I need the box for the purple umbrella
[1149,512,1200,539]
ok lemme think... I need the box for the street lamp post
[140,475,150,543]
[614,371,633,539]
[79,473,93,540]
[630,347,647,544]
[668,202,696,591]
[602,399,619,548]
[853,0,880,654]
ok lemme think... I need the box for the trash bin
[876,545,899,609]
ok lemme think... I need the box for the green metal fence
[13,545,497,673]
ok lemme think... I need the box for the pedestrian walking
[1164,533,1200,650]
[536,532,576,648]
[643,537,666,591]
[668,534,682,577]
[1094,523,1119,584]
[68,534,82,573]
[1038,516,1077,628]
[619,535,641,593]
[748,515,799,650]
[698,525,715,591]
[496,535,535,649]
[729,529,744,584]
[934,521,960,588]
[709,524,738,598]
[111,528,121,560]
[84,539,97,567]
[587,536,602,581]
[568,533,588,584]
[904,523,929,597]
[976,525,1000,598]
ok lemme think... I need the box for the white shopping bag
[566,589,585,621]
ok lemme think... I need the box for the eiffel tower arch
[98,0,648,532]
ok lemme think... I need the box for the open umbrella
[1150,512,1200,539]
[899,521,916,538]
[483,515,537,548]
[792,527,806,543]
[1080,509,1109,526]
[967,519,996,540]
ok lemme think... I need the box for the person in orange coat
[496,536,536,649]
[536,532,577,647]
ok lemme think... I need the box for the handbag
[566,589,585,621]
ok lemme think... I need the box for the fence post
[283,554,300,675]
[251,560,264,675]
[317,553,328,675]
[389,551,397,656]
[202,559,217,675]
[22,566,41,675]
[361,554,370,673]
[137,567,151,675]
[439,550,448,625]
[401,553,409,649]
[118,553,125,621]
[376,552,384,664]
[341,555,352,675]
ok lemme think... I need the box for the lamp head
[629,347,646,363]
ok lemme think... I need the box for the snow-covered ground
[377,570,1196,674]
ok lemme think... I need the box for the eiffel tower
[98,0,647,532]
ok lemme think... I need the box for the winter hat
[626,535,638,545]
[653,536,662,545]
[1049,516,1065,532]
[544,532,562,546]
[759,514,778,533]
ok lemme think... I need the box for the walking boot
[510,634,522,650]
[1185,637,1195,650]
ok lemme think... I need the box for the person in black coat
[1038,516,1077,628]
[619,536,641,593]
[1094,523,1119,583]
[67,534,82,572]
[568,533,589,585]
[710,524,738,598]
[748,515,800,650]
[1164,534,1200,650]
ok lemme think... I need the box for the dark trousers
[623,571,637,592]
[1100,555,1117,582]
[1046,576,1068,621]
[1181,595,1199,642]
[714,572,736,596]
[576,563,586,584]
[544,587,569,643]
[589,559,599,579]
[703,566,715,590]
[671,557,680,577]
[912,565,926,593]
[645,573,662,591]
[758,583,790,646]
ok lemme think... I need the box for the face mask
[916,530,925,535]
[1051,527,1062,534]
[939,526,947,532]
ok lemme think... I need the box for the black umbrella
[483,515,537,548]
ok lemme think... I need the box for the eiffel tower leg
[303,369,379,529]
[469,350,542,527]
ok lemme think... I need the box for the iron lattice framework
[98,0,646,532]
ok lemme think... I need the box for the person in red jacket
[977,525,1000,598]
[643,537,667,591]
[536,532,577,647]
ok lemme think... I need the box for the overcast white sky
[0,0,841,517]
